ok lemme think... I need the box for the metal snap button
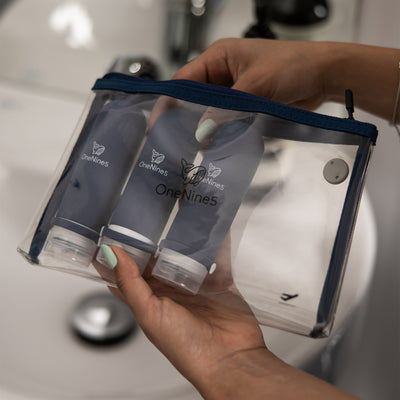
[323,158,349,184]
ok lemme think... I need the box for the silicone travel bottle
[97,107,201,273]
[152,118,265,294]
[29,94,107,262]
[38,98,147,268]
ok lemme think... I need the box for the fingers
[195,107,247,147]
[231,76,267,98]
[173,39,235,87]
[103,245,160,326]
[148,95,180,131]
[107,285,126,303]
[173,37,322,107]
[172,54,209,82]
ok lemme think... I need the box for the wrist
[193,346,279,400]
[192,344,361,400]
[316,41,351,102]
[321,42,400,119]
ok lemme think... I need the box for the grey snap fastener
[323,158,349,184]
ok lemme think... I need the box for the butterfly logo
[92,141,105,156]
[181,158,207,186]
[151,149,165,164]
[208,162,222,179]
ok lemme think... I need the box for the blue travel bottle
[152,118,264,294]
[97,107,202,273]
[38,98,147,269]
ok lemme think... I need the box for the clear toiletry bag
[18,73,378,337]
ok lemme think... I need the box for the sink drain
[71,291,138,345]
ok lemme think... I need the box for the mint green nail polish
[195,118,217,143]
[100,244,118,269]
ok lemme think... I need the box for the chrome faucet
[164,0,226,72]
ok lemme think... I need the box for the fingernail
[195,118,217,143]
[100,244,118,269]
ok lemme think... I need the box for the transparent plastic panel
[18,84,374,337]
[232,138,361,335]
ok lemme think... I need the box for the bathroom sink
[0,0,377,398]
[0,76,376,399]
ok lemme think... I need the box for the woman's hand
[173,38,330,110]
[174,37,400,121]
[104,245,268,398]
[100,245,361,400]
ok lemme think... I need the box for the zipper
[93,73,378,144]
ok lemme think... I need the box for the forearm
[323,42,400,121]
[195,348,360,400]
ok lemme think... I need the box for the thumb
[101,245,160,326]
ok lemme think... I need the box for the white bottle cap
[96,236,151,274]
[152,248,208,295]
[38,225,97,268]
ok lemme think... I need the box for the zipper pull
[345,89,355,120]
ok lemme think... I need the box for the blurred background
[0,1,399,399]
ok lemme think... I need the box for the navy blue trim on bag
[311,139,372,338]
[93,73,378,144]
